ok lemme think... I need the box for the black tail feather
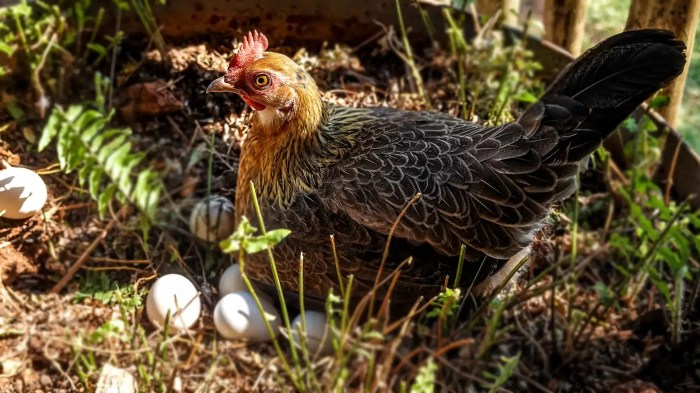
[521,29,686,164]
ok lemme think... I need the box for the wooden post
[543,0,589,56]
[625,0,700,128]
[476,0,522,26]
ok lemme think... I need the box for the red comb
[225,31,269,84]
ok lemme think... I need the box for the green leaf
[219,217,291,255]
[42,98,163,222]
[64,105,87,122]
[228,216,258,240]
[186,143,208,171]
[117,154,144,196]
[647,266,671,303]
[104,142,133,178]
[76,111,110,142]
[97,134,128,162]
[669,230,690,262]
[219,238,242,254]
[66,139,86,172]
[410,357,437,393]
[56,128,70,170]
[361,330,385,341]
[6,100,23,120]
[512,91,537,103]
[87,42,107,57]
[98,183,117,218]
[593,282,615,307]
[649,95,670,109]
[657,246,682,271]
[0,41,13,55]
[89,167,104,200]
[39,109,62,151]
[646,196,671,220]
[689,212,700,229]
[78,160,93,186]
[242,229,291,254]
[622,118,638,132]
[89,128,126,152]
[132,170,160,219]
[631,204,658,241]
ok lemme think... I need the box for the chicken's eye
[254,74,270,87]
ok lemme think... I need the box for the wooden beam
[625,0,700,128]
[543,0,589,56]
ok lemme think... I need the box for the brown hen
[206,30,685,305]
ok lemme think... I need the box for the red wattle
[241,95,266,111]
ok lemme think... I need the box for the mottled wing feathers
[320,107,553,260]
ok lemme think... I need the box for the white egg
[189,195,235,242]
[291,311,334,356]
[218,264,247,296]
[0,166,47,220]
[217,264,273,303]
[146,274,201,331]
[214,292,280,342]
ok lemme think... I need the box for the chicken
[206,30,685,305]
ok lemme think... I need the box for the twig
[394,0,431,107]
[50,206,127,293]
[33,33,57,119]
[431,338,475,358]
[329,235,346,298]
[43,340,77,391]
[376,257,409,320]
[516,370,555,393]
[608,159,630,186]
[351,29,385,53]
[108,4,122,111]
[54,202,94,212]
[383,296,434,335]
[664,136,683,204]
[369,192,422,317]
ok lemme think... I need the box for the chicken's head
[207,31,321,130]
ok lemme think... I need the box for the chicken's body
[208,30,686,304]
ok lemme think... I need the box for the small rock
[172,375,182,392]
[39,374,51,386]
[1,358,24,376]
[95,364,137,393]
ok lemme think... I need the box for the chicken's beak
[206,76,237,94]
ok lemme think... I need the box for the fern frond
[39,104,163,220]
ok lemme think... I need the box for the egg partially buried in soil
[0,166,48,220]
[189,195,235,242]
[146,274,202,331]
[291,311,334,356]
[214,292,280,342]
